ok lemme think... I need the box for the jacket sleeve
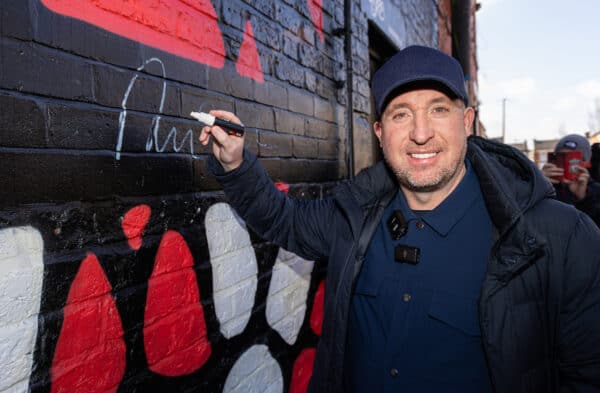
[207,150,336,261]
[559,212,600,391]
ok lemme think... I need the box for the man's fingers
[209,126,230,146]
[199,125,231,146]
[209,110,243,126]
[199,126,211,145]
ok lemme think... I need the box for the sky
[476,0,600,145]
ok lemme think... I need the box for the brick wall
[0,1,438,392]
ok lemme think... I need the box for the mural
[0,199,324,392]
[1,0,331,392]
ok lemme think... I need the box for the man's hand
[564,165,590,201]
[199,110,245,172]
[542,163,563,184]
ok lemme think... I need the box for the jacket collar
[466,136,555,236]
[467,136,551,287]
[332,160,396,238]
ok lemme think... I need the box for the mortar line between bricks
[0,146,213,160]
[0,144,340,162]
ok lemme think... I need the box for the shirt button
[416,221,425,229]
[403,293,411,302]
[390,368,399,377]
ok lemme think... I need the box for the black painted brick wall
[0,0,346,206]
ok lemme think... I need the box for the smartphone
[548,151,582,181]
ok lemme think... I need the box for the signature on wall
[115,58,196,161]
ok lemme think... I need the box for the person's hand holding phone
[542,162,563,184]
[564,165,590,201]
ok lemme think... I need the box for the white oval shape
[205,203,258,338]
[266,248,314,345]
[223,345,283,393]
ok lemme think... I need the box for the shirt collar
[397,159,481,237]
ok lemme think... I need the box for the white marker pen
[190,111,245,137]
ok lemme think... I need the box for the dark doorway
[353,22,397,172]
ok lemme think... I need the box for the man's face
[374,88,474,205]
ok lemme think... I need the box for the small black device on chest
[386,210,421,265]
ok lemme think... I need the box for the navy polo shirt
[344,160,494,393]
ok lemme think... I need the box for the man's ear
[373,121,383,143]
[463,107,475,136]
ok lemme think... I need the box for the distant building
[508,140,533,161]
[486,137,532,160]
[588,131,600,145]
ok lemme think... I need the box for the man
[200,46,600,393]
[542,134,600,227]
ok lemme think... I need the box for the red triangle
[50,253,126,393]
[143,230,211,376]
[236,20,264,83]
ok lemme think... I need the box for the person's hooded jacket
[209,135,600,393]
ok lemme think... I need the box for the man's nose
[409,111,434,144]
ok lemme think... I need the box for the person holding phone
[542,134,600,227]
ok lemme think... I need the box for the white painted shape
[1,380,28,393]
[220,315,252,340]
[270,306,307,345]
[0,230,19,259]
[205,203,257,339]
[0,318,37,392]
[223,345,283,393]
[205,203,254,255]
[213,278,256,323]
[0,227,44,392]
[211,249,258,289]
[266,249,314,345]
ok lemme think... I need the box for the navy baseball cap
[371,45,469,116]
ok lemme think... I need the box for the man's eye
[430,106,450,117]
[392,111,410,121]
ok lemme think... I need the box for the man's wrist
[222,159,243,172]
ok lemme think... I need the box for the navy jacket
[210,136,600,393]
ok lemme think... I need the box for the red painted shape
[290,348,317,393]
[144,230,211,376]
[40,0,225,68]
[50,253,126,393]
[122,204,151,250]
[274,182,290,195]
[307,0,324,42]
[236,20,264,83]
[310,280,325,336]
